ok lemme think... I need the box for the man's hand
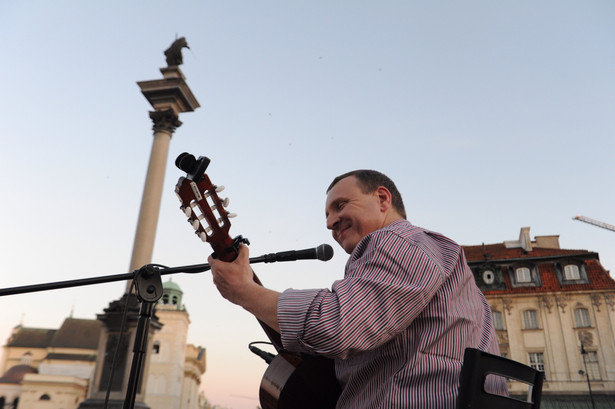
[208,244,255,305]
[208,244,281,332]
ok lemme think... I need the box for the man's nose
[326,213,338,231]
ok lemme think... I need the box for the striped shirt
[278,220,501,408]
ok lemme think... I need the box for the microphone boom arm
[0,244,334,297]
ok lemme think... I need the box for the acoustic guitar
[174,153,341,409]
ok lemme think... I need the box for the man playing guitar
[207,169,502,408]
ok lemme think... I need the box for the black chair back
[457,348,543,409]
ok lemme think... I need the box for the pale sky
[1,2,614,409]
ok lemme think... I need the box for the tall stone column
[128,109,182,273]
[129,66,200,275]
[80,40,199,409]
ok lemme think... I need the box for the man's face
[325,176,386,254]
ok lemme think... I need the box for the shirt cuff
[278,288,321,351]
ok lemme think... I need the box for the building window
[564,264,581,280]
[153,341,161,354]
[20,352,32,365]
[528,352,545,372]
[515,267,532,283]
[583,351,601,380]
[556,261,589,285]
[493,310,504,330]
[574,308,591,328]
[482,270,495,285]
[509,264,541,287]
[39,394,51,401]
[523,310,539,329]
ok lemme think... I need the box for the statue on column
[164,37,190,67]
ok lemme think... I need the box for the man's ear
[375,186,393,212]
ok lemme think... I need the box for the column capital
[137,66,200,114]
[149,109,182,135]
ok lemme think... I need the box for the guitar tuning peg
[227,212,238,218]
[222,197,230,207]
[215,185,225,193]
[175,177,186,193]
[191,219,200,230]
[181,206,191,217]
[198,232,207,242]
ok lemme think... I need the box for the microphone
[160,244,334,276]
[250,244,334,264]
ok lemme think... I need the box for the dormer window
[482,270,495,285]
[473,264,505,290]
[515,267,532,283]
[556,261,589,285]
[509,263,540,287]
[564,264,581,280]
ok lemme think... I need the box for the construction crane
[573,215,615,232]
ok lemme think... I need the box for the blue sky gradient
[1,2,614,408]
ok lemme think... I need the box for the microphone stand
[0,245,332,409]
[0,242,334,297]
[0,263,212,298]
[0,262,214,409]
[123,265,160,409]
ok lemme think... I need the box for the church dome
[0,365,38,384]
[162,280,183,293]
[159,279,184,309]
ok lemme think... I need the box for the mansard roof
[7,318,101,350]
[463,242,596,262]
[6,327,56,348]
[49,318,101,349]
[462,230,615,295]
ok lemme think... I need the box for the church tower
[144,280,191,409]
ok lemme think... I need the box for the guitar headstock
[175,154,282,351]
[175,153,241,262]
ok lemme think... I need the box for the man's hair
[327,170,407,219]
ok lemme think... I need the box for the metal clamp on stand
[123,265,163,409]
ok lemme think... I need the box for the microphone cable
[248,341,277,364]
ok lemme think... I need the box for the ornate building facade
[464,227,615,407]
[0,280,205,409]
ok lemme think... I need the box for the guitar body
[174,153,341,409]
[260,352,340,409]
